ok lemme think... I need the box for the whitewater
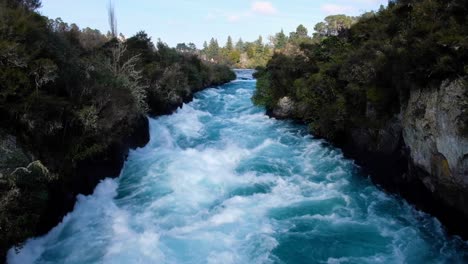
[8,70,468,263]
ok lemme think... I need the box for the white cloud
[251,1,277,15]
[223,1,277,23]
[321,4,356,15]
[227,14,241,22]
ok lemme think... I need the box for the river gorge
[8,70,468,264]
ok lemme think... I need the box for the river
[8,70,468,263]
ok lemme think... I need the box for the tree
[313,22,327,38]
[176,43,196,54]
[289,24,310,44]
[125,31,155,64]
[244,42,255,59]
[16,0,42,10]
[296,24,308,38]
[79,27,107,50]
[30,59,58,93]
[207,37,219,60]
[323,15,355,36]
[312,15,356,39]
[274,29,288,50]
[255,35,263,46]
[176,43,189,53]
[235,38,244,51]
[187,42,197,51]
[49,17,69,32]
[255,35,264,54]
[226,36,234,51]
[0,2,236,258]
[228,50,241,65]
[108,42,148,113]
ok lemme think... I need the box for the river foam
[8,70,468,263]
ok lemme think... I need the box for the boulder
[272,96,296,119]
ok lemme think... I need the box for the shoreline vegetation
[253,0,468,241]
[1,0,467,261]
[0,0,234,260]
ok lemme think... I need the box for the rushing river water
[9,70,468,263]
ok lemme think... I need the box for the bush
[253,0,467,139]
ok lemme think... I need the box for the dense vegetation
[192,16,357,69]
[253,0,467,140]
[198,36,272,68]
[0,0,234,258]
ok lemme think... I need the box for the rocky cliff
[269,78,468,237]
[402,79,468,227]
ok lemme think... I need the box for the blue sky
[39,0,387,48]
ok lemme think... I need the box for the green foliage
[235,38,244,51]
[0,135,54,261]
[201,36,273,68]
[254,0,468,140]
[208,64,236,85]
[289,24,310,45]
[206,38,220,60]
[70,142,106,161]
[0,0,235,257]
[214,18,358,68]
[252,69,272,107]
[273,30,288,50]
[176,42,197,53]
[225,36,233,51]
[323,15,356,37]
[77,106,98,132]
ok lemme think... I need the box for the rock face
[266,78,468,238]
[272,97,296,119]
[270,96,309,121]
[340,79,468,237]
[402,79,468,219]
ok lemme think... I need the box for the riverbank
[1,63,234,261]
[252,0,467,241]
[8,70,467,263]
[261,79,468,240]
[0,2,237,260]
[0,73,235,262]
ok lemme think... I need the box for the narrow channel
[9,70,468,264]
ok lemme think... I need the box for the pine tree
[275,29,288,50]
[235,38,244,51]
[255,35,264,54]
[226,36,233,51]
[296,24,308,38]
[207,38,219,59]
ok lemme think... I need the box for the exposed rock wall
[272,97,296,119]
[267,78,468,237]
[402,79,468,219]
[340,79,468,237]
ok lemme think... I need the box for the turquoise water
[8,70,468,263]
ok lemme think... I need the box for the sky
[39,0,388,48]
